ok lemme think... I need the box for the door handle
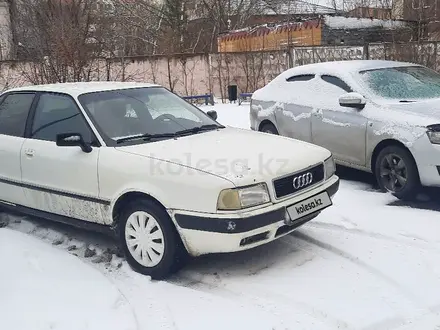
[24,149,35,157]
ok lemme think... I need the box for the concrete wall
[108,54,212,96]
[1,42,440,97]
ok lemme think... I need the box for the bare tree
[196,0,264,52]
[0,61,25,91]
[5,0,17,59]
[13,0,113,84]
[109,0,163,55]
[110,0,199,54]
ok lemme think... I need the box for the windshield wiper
[174,124,224,136]
[116,125,224,144]
[116,132,177,144]
[399,100,416,103]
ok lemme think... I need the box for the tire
[260,122,279,135]
[119,198,187,280]
[374,145,420,200]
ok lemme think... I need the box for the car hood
[115,127,331,186]
[372,98,440,127]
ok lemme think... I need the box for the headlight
[427,130,440,144]
[217,183,271,210]
[324,156,336,180]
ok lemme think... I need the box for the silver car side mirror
[339,92,366,110]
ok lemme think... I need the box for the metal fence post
[363,43,370,60]
[288,46,294,68]
[435,42,439,71]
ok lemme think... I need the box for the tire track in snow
[291,231,423,306]
[171,273,353,330]
[361,303,440,330]
[307,221,440,253]
[285,231,440,329]
[3,213,380,329]
[5,211,438,329]
[171,253,354,330]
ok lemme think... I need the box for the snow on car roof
[6,81,160,97]
[252,60,424,104]
[280,60,419,78]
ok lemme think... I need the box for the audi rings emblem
[292,172,313,189]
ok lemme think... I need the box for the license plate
[286,191,332,224]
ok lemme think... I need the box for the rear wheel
[119,198,187,279]
[260,122,279,135]
[374,145,420,200]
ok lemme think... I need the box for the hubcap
[379,153,408,193]
[125,211,165,267]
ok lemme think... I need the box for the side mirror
[56,133,93,153]
[339,92,366,110]
[207,110,218,121]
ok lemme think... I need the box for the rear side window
[321,75,353,92]
[0,93,35,137]
[286,74,315,82]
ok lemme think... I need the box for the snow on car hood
[371,98,440,127]
[115,127,331,186]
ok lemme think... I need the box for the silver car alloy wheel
[379,153,408,193]
[125,211,165,267]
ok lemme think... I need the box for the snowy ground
[1,101,440,330]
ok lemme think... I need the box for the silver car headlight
[217,183,271,210]
[427,130,440,144]
[324,156,336,180]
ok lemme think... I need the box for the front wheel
[260,122,279,135]
[119,199,187,280]
[374,145,420,200]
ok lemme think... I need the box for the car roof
[283,60,420,77]
[5,81,161,97]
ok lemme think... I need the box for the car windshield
[78,87,221,144]
[359,66,440,100]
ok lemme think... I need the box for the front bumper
[171,175,339,256]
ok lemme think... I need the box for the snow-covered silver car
[251,60,440,200]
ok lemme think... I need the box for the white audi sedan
[251,60,440,200]
[0,82,339,279]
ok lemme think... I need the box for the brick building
[348,6,392,19]
[392,0,440,40]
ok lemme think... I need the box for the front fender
[366,119,426,168]
[250,100,280,131]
